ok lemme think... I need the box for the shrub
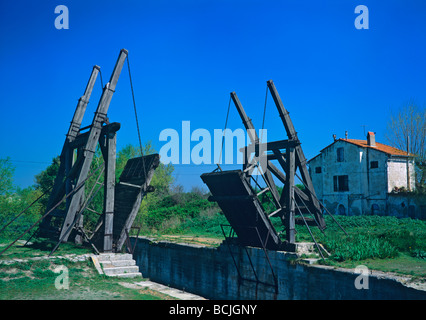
[324,234,398,261]
[142,191,219,233]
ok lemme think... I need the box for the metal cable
[217,95,232,167]
[126,55,147,181]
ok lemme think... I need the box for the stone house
[307,132,424,219]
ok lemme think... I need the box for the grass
[0,238,92,260]
[278,215,426,278]
[0,241,173,300]
[325,252,426,278]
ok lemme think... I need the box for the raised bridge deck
[201,170,283,250]
[91,154,160,251]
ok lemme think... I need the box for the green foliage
[34,157,60,194]
[323,234,399,261]
[410,248,426,260]
[292,215,426,262]
[0,157,44,240]
[141,190,221,234]
[0,157,15,195]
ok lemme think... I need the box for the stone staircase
[92,253,142,278]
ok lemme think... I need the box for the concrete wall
[388,193,426,220]
[132,237,426,300]
[387,158,416,192]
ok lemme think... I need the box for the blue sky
[1,0,425,191]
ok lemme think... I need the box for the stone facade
[307,133,422,218]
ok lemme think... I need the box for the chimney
[333,134,337,141]
[345,131,348,139]
[367,131,376,147]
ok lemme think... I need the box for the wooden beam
[268,152,310,202]
[267,80,326,230]
[240,139,300,154]
[284,147,296,244]
[60,49,128,242]
[103,130,117,253]
[230,91,281,209]
[39,66,100,236]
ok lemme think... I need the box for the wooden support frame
[59,49,128,242]
[39,66,100,234]
[266,80,325,230]
[230,91,281,209]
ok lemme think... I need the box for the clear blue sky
[1,0,425,191]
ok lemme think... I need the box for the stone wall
[132,237,426,300]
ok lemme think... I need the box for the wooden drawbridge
[0,49,159,256]
[202,80,327,252]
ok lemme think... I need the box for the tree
[0,158,42,239]
[34,156,60,212]
[0,157,15,195]
[385,102,426,189]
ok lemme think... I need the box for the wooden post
[103,129,117,253]
[285,147,296,244]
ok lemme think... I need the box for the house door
[337,204,346,215]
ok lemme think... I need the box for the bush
[324,234,399,261]
[142,191,220,233]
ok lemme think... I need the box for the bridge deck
[201,170,282,250]
[91,154,160,251]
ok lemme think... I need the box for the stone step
[99,259,136,267]
[108,272,142,278]
[103,265,140,276]
[91,253,142,278]
[97,253,133,262]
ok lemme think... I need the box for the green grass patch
[0,253,171,300]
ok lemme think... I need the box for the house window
[315,167,322,173]
[337,147,344,162]
[333,175,349,192]
[370,161,378,169]
[337,204,346,215]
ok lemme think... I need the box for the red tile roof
[327,138,414,157]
